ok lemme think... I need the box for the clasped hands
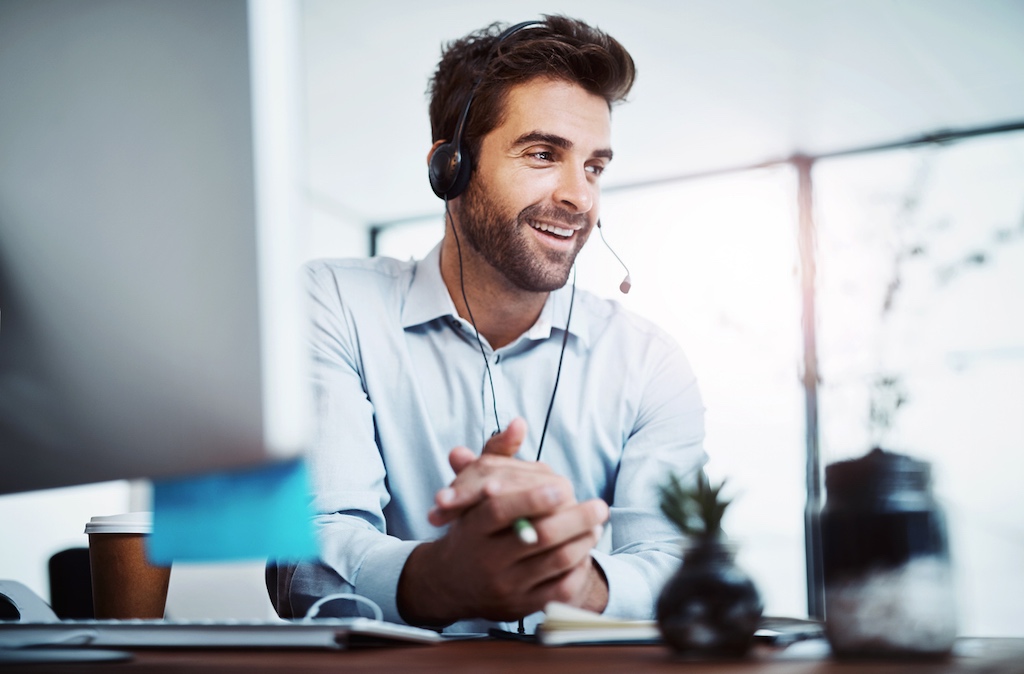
[397,417,610,626]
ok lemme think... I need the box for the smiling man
[270,16,706,634]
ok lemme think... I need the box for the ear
[426,139,447,166]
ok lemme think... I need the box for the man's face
[454,77,612,292]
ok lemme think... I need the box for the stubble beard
[454,175,590,293]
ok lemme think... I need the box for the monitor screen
[0,0,309,495]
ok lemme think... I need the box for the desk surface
[6,638,1023,673]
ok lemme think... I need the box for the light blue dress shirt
[275,242,706,634]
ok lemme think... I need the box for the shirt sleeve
[594,336,706,619]
[272,262,419,625]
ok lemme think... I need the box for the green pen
[513,517,538,545]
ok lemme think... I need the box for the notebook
[535,602,824,647]
[536,602,661,646]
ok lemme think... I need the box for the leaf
[659,470,732,540]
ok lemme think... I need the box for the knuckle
[479,498,505,525]
[550,544,578,570]
[477,455,501,470]
[553,474,572,493]
[584,499,607,525]
[528,487,555,512]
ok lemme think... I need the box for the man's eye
[529,151,554,162]
[586,164,606,176]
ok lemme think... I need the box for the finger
[481,416,527,457]
[521,534,598,590]
[431,446,503,525]
[504,502,608,590]
[433,454,554,519]
[463,477,579,535]
[429,441,523,527]
[433,419,530,522]
[494,555,603,621]
[521,498,609,552]
[427,477,502,527]
[479,532,600,616]
[448,445,476,474]
[524,555,598,609]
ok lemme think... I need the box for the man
[271,15,706,634]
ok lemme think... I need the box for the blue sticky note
[150,458,318,565]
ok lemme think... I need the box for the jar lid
[825,448,932,499]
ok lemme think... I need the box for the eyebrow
[512,131,614,161]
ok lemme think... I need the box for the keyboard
[0,579,440,650]
[0,617,442,650]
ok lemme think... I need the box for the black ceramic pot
[656,539,763,656]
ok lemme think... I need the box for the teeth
[531,221,574,238]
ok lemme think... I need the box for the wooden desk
[7,638,1023,673]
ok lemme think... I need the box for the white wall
[0,482,131,603]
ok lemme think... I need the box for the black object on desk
[48,548,94,620]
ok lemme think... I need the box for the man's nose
[553,165,595,213]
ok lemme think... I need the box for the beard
[454,175,590,293]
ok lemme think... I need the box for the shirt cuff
[590,549,658,620]
[354,538,422,625]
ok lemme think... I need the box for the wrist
[579,558,610,614]
[396,541,458,627]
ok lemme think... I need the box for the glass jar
[821,448,957,658]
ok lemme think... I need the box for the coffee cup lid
[85,512,153,534]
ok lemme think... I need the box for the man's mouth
[529,220,576,238]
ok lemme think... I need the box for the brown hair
[427,15,635,163]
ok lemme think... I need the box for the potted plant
[656,470,763,656]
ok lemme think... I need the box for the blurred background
[1,0,1021,634]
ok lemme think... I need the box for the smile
[529,221,576,238]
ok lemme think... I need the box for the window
[815,134,1024,636]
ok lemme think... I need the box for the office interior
[1,0,1022,637]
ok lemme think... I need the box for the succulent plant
[658,471,761,655]
[660,470,731,541]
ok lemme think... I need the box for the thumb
[481,416,527,458]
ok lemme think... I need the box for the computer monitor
[0,0,309,495]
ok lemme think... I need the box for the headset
[428,21,544,200]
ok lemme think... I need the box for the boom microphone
[596,220,631,294]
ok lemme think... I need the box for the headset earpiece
[427,20,543,201]
[428,140,472,199]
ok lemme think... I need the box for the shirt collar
[401,241,591,348]
[531,274,590,348]
[401,242,457,328]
